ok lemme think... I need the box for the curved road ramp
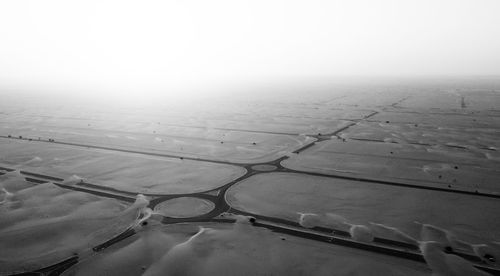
[1,80,500,275]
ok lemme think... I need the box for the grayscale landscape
[1,0,500,275]
[1,78,500,275]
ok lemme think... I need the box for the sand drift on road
[1,79,500,275]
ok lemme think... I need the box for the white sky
[1,0,499,98]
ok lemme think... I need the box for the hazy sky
[1,0,499,96]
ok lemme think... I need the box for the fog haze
[1,0,499,99]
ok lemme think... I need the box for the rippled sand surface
[1,78,500,275]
